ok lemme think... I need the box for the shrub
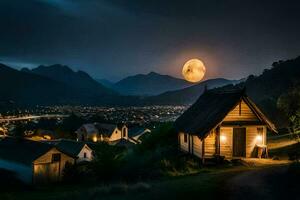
[288,151,300,161]
[63,162,93,183]
[87,182,151,197]
[88,143,125,181]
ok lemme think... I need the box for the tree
[14,122,26,138]
[57,114,86,139]
[277,86,300,141]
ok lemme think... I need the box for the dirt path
[225,165,290,200]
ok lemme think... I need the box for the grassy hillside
[245,56,300,128]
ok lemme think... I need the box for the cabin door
[233,128,246,157]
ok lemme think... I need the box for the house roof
[0,137,54,166]
[174,89,277,139]
[128,127,148,138]
[109,138,136,147]
[55,139,89,157]
[81,124,99,135]
[77,123,126,137]
[94,123,118,136]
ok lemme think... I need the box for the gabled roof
[174,89,277,139]
[0,137,54,166]
[77,123,126,137]
[109,138,136,147]
[128,127,150,138]
[81,124,99,135]
[94,123,118,136]
[55,139,90,157]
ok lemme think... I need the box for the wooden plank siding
[179,132,189,153]
[245,126,267,157]
[223,100,259,121]
[220,127,233,158]
[218,126,267,158]
[33,148,75,184]
[192,135,202,158]
[204,131,216,157]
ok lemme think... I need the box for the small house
[76,123,128,143]
[175,89,277,160]
[55,139,93,163]
[0,137,76,184]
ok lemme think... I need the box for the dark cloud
[0,0,300,81]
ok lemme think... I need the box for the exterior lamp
[220,135,227,143]
[93,136,98,142]
[256,135,263,143]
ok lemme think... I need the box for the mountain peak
[25,64,116,95]
[147,71,160,76]
[114,71,194,95]
[36,64,74,73]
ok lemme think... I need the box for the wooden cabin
[175,89,277,160]
[0,137,76,184]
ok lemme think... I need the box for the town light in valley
[93,136,98,142]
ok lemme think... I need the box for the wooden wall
[179,132,189,152]
[220,127,233,158]
[245,126,266,157]
[193,135,202,158]
[223,100,258,121]
[178,131,218,158]
[219,126,267,158]
[77,145,93,163]
[33,148,75,184]
[178,126,267,158]
[204,131,216,157]
[108,128,122,142]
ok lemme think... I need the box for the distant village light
[92,136,98,142]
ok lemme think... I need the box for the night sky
[1,0,300,81]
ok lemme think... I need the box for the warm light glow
[43,135,51,140]
[182,58,206,83]
[92,136,98,142]
[256,135,263,143]
[220,135,227,142]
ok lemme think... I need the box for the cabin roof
[0,137,54,166]
[55,139,89,157]
[174,89,277,139]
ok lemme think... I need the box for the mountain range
[0,63,237,107]
[110,72,195,96]
[0,64,117,106]
[145,78,242,105]
[1,55,299,116]
[22,64,115,96]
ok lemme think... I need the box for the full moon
[182,58,206,83]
